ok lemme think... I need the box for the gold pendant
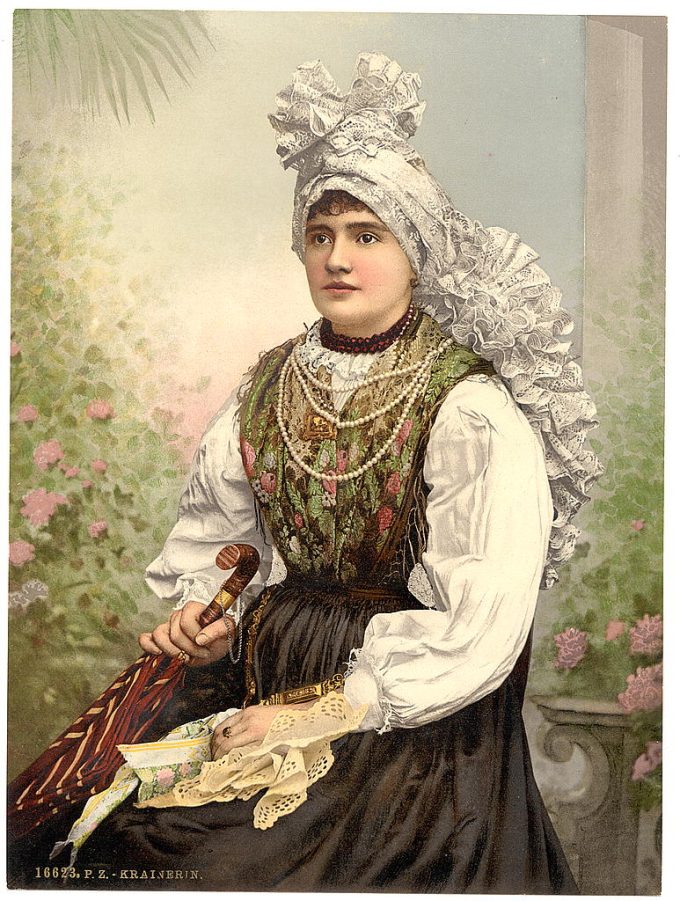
[300,407,337,441]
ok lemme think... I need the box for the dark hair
[307,189,372,220]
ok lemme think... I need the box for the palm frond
[102,18,156,124]
[121,14,193,89]
[130,12,197,79]
[185,11,216,51]
[13,10,213,124]
[12,12,29,86]
[68,11,103,120]
[89,16,123,124]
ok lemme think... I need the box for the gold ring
[177,651,189,664]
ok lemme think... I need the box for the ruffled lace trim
[265,548,288,586]
[173,578,214,610]
[407,563,436,609]
[298,320,381,384]
[416,222,604,588]
[269,53,424,171]
[345,648,394,734]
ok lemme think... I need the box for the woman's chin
[312,301,408,339]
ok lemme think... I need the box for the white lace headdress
[269,52,603,588]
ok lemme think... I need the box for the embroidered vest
[239,313,494,588]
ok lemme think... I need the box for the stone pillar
[531,695,645,894]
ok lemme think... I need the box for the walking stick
[8,544,260,839]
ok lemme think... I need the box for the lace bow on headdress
[271,52,603,589]
[269,53,426,170]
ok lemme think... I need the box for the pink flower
[91,459,108,474]
[336,449,348,474]
[10,340,21,358]
[179,762,193,777]
[386,472,401,495]
[86,399,114,420]
[81,480,93,490]
[33,439,64,471]
[398,419,413,443]
[605,620,627,641]
[88,520,108,539]
[240,438,256,478]
[294,513,304,529]
[394,419,413,454]
[377,506,394,534]
[9,540,35,566]
[322,471,337,497]
[631,741,662,781]
[629,614,663,655]
[618,663,663,712]
[20,488,69,527]
[260,472,277,495]
[63,466,80,478]
[553,627,588,670]
[630,519,645,532]
[155,767,175,789]
[17,404,38,423]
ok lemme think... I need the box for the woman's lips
[323,282,358,293]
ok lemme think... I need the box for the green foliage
[8,141,192,778]
[13,10,213,123]
[531,253,664,812]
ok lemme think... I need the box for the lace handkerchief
[138,692,367,829]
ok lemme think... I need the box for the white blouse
[146,332,553,734]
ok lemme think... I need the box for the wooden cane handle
[197,544,260,628]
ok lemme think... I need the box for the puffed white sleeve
[144,386,273,611]
[343,375,553,732]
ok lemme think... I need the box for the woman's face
[304,207,415,338]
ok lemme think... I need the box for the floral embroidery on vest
[240,313,494,587]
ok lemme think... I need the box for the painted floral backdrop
[8,139,201,776]
[530,252,664,813]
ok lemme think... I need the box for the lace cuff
[172,578,216,611]
[344,649,394,734]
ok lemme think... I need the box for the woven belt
[259,673,345,706]
[282,577,412,610]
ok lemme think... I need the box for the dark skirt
[9,581,578,893]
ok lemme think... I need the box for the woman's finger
[138,632,162,655]
[211,728,256,759]
[151,623,185,658]
[221,710,244,727]
[210,714,251,757]
[195,617,234,648]
[168,610,210,659]
[178,601,207,641]
[210,706,289,758]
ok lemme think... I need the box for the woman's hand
[138,600,234,666]
[210,701,315,759]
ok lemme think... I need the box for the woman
[19,53,601,892]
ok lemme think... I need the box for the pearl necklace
[292,339,426,394]
[276,338,453,483]
[290,340,446,429]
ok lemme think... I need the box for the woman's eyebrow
[304,220,391,237]
[344,221,390,233]
[305,223,332,235]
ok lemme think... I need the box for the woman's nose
[325,237,352,273]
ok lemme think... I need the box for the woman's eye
[357,233,378,245]
[313,234,331,245]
